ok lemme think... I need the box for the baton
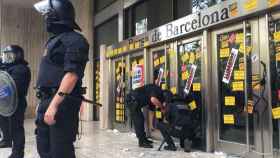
[58,92,102,107]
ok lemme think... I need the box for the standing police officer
[34,0,89,158]
[0,45,31,158]
[126,84,165,148]
[0,59,12,149]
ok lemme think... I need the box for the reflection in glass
[268,16,280,149]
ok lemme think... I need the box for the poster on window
[184,64,197,94]
[132,65,144,90]
[222,48,239,84]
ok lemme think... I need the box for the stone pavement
[0,119,238,158]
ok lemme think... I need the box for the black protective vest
[36,34,65,88]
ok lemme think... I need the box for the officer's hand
[44,104,58,125]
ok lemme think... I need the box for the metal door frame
[263,11,280,158]
[112,57,129,131]
[211,19,267,158]
[148,45,166,84]
[177,35,212,151]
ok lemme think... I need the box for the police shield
[0,71,18,117]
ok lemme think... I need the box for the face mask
[1,52,15,64]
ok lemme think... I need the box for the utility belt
[36,87,87,99]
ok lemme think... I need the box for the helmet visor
[1,52,15,64]
[34,0,51,15]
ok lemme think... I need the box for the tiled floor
[0,119,235,158]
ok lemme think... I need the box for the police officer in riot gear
[0,45,31,158]
[0,59,11,149]
[126,84,165,148]
[34,0,89,158]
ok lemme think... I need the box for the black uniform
[157,95,201,152]
[0,63,11,147]
[35,30,89,158]
[0,61,31,156]
[126,84,164,146]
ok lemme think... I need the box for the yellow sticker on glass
[276,53,280,61]
[239,43,245,53]
[224,115,235,124]
[189,101,197,110]
[182,71,189,80]
[156,111,162,119]
[161,84,167,90]
[189,53,195,64]
[246,46,252,54]
[236,33,244,43]
[154,59,160,67]
[244,0,257,11]
[193,83,201,91]
[232,81,244,91]
[160,56,165,64]
[181,53,189,62]
[224,96,235,106]
[234,70,245,80]
[171,87,177,94]
[221,41,229,48]
[220,48,230,58]
[272,107,280,119]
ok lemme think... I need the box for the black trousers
[126,94,146,141]
[0,104,26,154]
[0,115,10,143]
[35,97,81,158]
[157,122,194,147]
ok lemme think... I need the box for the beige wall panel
[0,1,94,120]
[1,4,48,118]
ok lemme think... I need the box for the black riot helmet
[1,45,24,64]
[34,0,82,31]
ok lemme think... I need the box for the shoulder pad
[59,31,89,49]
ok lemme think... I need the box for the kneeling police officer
[126,84,165,148]
[34,0,89,158]
[0,45,31,158]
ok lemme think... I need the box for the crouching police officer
[34,0,89,158]
[157,92,201,152]
[0,45,31,158]
[126,84,165,148]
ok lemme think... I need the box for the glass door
[267,12,280,158]
[212,20,265,157]
[177,36,205,150]
[113,57,129,131]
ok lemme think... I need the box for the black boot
[163,144,177,151]
[8,151,24,158]
[143,137,153,144]
[139,139,153,148]
[184,139,192,153]
[0,140,12,148]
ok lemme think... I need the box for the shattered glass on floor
[0,119,240,158]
